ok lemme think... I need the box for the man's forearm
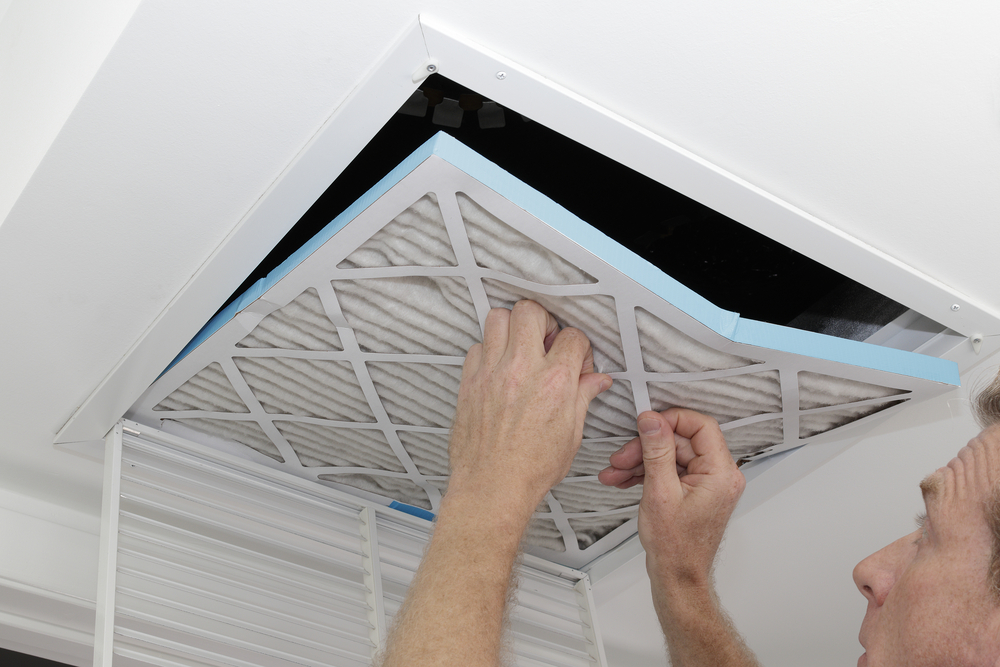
[651,571,762,667]
[376,302,609,666]
[376,491,532,667]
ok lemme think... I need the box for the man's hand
[599,409,744,585]
[377,301,610,667]
[447,300,612,520]
[598,409,761,667]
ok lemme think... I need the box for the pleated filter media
[128,133,958,567]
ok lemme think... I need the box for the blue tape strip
[733,318,959,384]
[389,501,436,521]
[163,130,958,386]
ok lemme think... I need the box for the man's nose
[853,532,914,606]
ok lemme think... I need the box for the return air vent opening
[221,74,914,340]
[128,117,958,567]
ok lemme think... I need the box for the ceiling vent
[58,17,984,570]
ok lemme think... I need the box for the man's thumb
[578,373,612,409]
[637,411,678,489]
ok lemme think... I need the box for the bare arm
[376,300,611,667]
[599,409,761,667]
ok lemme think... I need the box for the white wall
[0,488,99,665]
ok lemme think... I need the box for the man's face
[852,426,1000,667]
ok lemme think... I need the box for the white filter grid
[129,145,953,568]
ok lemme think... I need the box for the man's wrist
[445,475,541,520]
[438,483,538,544]
[646,550,714,591]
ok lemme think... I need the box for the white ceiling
[1,1,999,665]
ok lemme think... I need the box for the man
[376,301,1000,666]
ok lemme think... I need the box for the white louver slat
[95,421,608,666]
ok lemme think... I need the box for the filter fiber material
[333,276,480,356]
[550,480,644,514]
[458,192,595,285]
[525,519,567,553]
[153,363,249,413]
[569,510,638,550]
[647,371,782,425]
[724,419,785,458]
[234,357,375,422]
[799,400,906,438]
[397,431,451,476]
[318,473,433,510]
[569,440,631,477]
[582,380,636,439]
[237,288,343,351]
[275,421,404,471]
[367,362,462,428]
[338,193,457,268]
[636,307,759,373]
[798,371,907,410]
[130,133,956,568]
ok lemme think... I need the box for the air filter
[128,133,958,567]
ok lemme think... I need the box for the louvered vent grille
[112,436,375,667]
[96,423,606,667]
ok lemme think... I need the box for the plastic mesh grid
[129,137,954,567]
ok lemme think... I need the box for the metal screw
[427,64,437,73]
[951,304,961,312]
[496,71,507,80]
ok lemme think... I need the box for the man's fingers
[609,438,643,470]
[548,326,596,375]
[672,434,697,469]
[482,308,511,366]
[663,408,732,470]
[508,300,559,355]
[462,343,483,378]
[545,327,592,378]
[616,475,644,489]
[578,371,612,408]
[636,411,682,497]
[541,311,560,353]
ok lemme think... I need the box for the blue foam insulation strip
[164,132,959,386]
